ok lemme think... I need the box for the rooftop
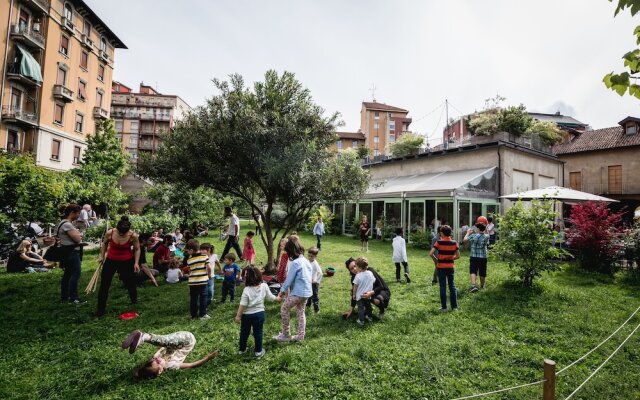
[337,131,365,140]
[72,0,127,49]
[362,102,408,113]
[554,125,640,154]
[528,112,587,128]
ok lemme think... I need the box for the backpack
[6,252,26,273]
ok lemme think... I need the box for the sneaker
[470,285,479,293]
[272,333,291,342]
[314,309,320,314]
[255,349,266,358]
[378,312,385,321]
[432,279,438,284]
[69,298,87,305]
[238,349,247,355]
[365,316,372,322]
[200,314,211,320]
[404,273,411,284]
[121,330,143,354]
[357,319,365,326]
[291,335,304,342]
[439,308,448,313]
[396,279,401,283]
[452,308,458,312]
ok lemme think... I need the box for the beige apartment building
[360,101,412,157]
[0,0,126,170]
[111,81,190,162]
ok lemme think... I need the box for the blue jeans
[206,278,215,306]
[189,284,208,318]
[221,280,236,302]
[239,311,266,353]
[437,268,457,310]
[60,249,82,301]
[221,236,243,260]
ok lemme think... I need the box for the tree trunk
[262,207,277,274]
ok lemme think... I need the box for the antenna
[369,84,377,102]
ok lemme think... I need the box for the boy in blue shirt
[463,223,490,292]
[221,253,241,303]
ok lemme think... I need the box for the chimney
[555,111,561,116]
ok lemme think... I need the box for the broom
[85,260,102,294]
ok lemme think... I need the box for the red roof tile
[554,125,640,154]
[362,102,408,113]
[337,131,365,140]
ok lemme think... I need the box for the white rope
[556,304,640,375]
[450,379,546,400]
[564,321,640,400]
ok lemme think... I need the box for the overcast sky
[89,0,639,145]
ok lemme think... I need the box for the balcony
[138,141,155,150]
[1,106,38,127]
[139,112,171,121]
[99,50,109,62]
[93,107,109,119]
[22,0,49,14]
[61,16,74,34]
[81,34,93,49]
[10,24,45,50]
[6,62,41,87]
[53,84,74,102]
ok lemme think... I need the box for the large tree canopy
[138,70,370,268]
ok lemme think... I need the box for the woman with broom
[96,216,141,317]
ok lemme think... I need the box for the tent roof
[364,167,497,198]
[500,186,619,203]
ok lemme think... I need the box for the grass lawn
[1,231,640,399]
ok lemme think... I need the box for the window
[100,37,107,52]
[77,79,87,101]
[75,112,84,132]
[388,134,396,143]
[373,136,379,144]
[389,121,396,131]
[10,89,22,109]
[352,140,358,149]
[96,90,103,108]
[374,111,379,119]
[626,124,637,135]
[73,146,81,164]
[374,122,379,130]
[114,120,123,133]
[569,172,582,191]
[54,103,64,125]
[18,9,29,31]
[129,150,137,160]
[56,67,67,85]
[64,3,73,20]
[130,121,139,133]
[7,129,19,151]
[608,165,622,194]
[51,139,61,160]
[129,134,138,146]
[336,140,343,149]
[80,51,88,69]
[374,149,380,156]
[97,64,105,81]
[83,19,91,37]
[60,34,69,56]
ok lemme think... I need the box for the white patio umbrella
[500,186,619,204]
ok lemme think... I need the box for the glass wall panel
[409,202,425,233]
[472,203,483,222]
[344,203,356,234]
[426,200,436,234]
[359,203,372,223]
[385,202,402,230]
[436,202,454,228]
[333,203,344,234]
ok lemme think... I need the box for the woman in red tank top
[96,216,141,317]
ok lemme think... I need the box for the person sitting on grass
[121,330,218,378]
[342,257,391,320]
[8,240,50,273]
[166,259,185,284]
[153,235,175,274]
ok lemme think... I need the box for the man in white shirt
[305,247,323,313]
[221,206,243,260]
[75,204,90,231]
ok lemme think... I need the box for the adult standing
[254,213,263,237]
[75,204,90,232]
[359,215,371,252]
[221,206,242,260]
[88,206,98,227]
[313,217,325,251]
[58,204,86,304]
[342,257,390,320]
[96,216,141,317]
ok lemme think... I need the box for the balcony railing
[53,84,74,102]
[577,183,633,197]
[10,24,45,49]
[61,16,74,33]
[23,0,49,14]
[1,106,38,127]
[93,107,109,119]
[81,33,93,49]
[110,110,171,121]
[138,142,155,150]
[99,49,109,62]
[6,63,41,87]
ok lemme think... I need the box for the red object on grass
[118,312,139,320]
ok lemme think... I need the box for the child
[429,225,460,312]
[274,235,312,342]
[121,330,218,378]
[392,227,411,283]
[306,247,322,313]
[276,238,289,284]
[464,223,490,292]
[359,215,370,252]
[185,239,211,320]
[166,259,184,284]
[242,231,256,267]
[200,243,221,306]
[234,266,277,358]
[486,216,496,247]
[352,256,376,326]
[430,227,441,284]
[221,253,241,303]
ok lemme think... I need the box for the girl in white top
[166,260,183,284]
[235,266,277,358]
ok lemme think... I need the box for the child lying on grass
[121,330,218,378]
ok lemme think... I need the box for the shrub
[84,222,108,242]
[623,223,640,273]
[527,120,563,145]
[389,133,424,157]
[270,209,289,230]
[492,200,567,286]
[566,201,624,275]
[125,212,181,235]
[307,205,335,234]
[410,229,433,250]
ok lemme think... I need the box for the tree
[138,70,370,270]
[81,119,129,178]
[603,0,640,98]
[528,120,563,145]
[389,132,424,157]
[493,200,566,287]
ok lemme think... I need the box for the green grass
[1,232,640,399]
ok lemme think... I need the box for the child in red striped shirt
[429,225,460,312]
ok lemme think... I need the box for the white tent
[500,186,619,204]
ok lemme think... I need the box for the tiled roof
[362,102,408,113]
[554,126,640,154]
[529,112,587,127]
[337,131,365,140]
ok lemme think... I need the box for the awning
[364,167,497,198]
[500,186,619,204]
[15,43,43,83]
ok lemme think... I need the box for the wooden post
[543,359,556,400]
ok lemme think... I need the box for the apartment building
[0,0,126,170]
[111,81,191,162]
[360,101,412,157]
[331,130,365,154]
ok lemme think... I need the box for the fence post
[543,359,556,400]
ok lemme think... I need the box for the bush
[270,209,289,230]
[493,200,567,286]
[623,224,640,273]
[84,222,108,242]
[307,205,335,234]
[125,212,181,235]
[410,229,433,250]
[389,133,424,157]
[567,202,624,275]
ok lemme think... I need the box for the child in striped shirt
[185,239,211,320]
[429,225,460,312]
